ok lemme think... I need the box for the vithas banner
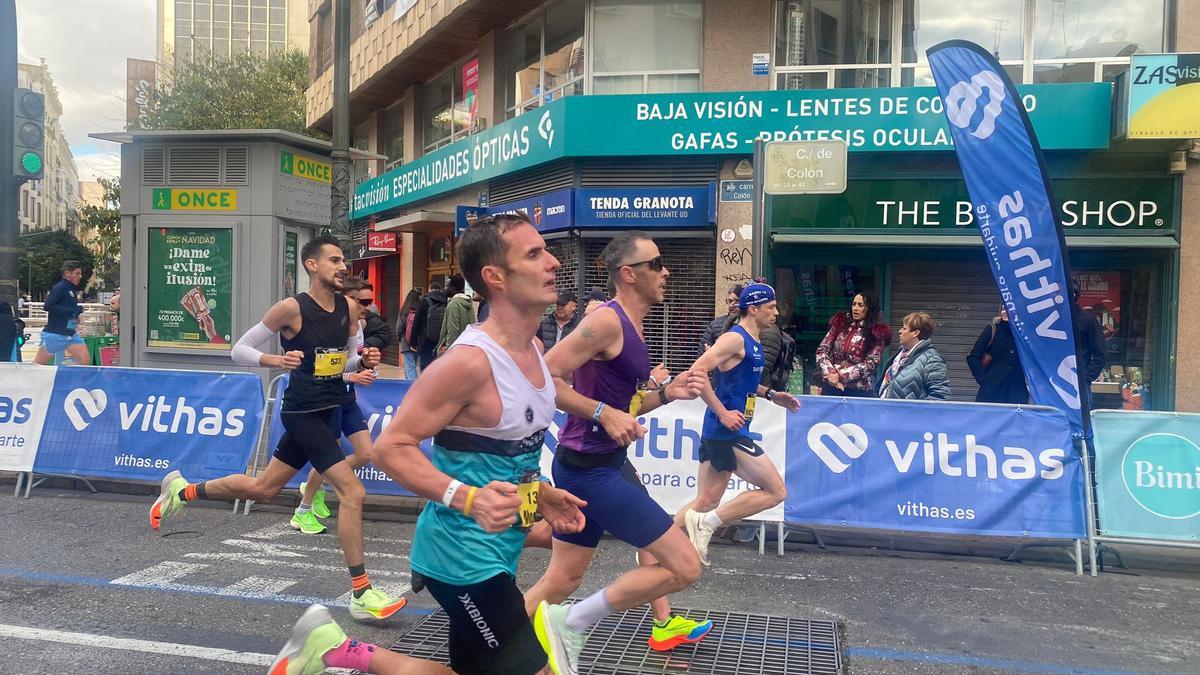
[927,41,1088,437]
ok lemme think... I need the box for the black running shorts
[422,572,547,675]
[274,408,347,474]
[699,436,764,473]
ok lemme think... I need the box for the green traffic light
[21,151,43,175]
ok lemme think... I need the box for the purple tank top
[558,301,650,454]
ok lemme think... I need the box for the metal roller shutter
[583,236,715,376]
[888,258,1001,402]
[546,236,583,299]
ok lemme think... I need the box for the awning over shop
[770,233,1180,248]
[375,210,456,234]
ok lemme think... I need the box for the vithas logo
[945,70,1007,140]
[65,388,108,431]
[807,422,868,473]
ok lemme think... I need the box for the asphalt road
[0,484,1197,674]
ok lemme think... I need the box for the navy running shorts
[699,436,764,473]
[550,449,674,549]
[334,398,369,437]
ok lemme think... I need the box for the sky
[16,0,157,183]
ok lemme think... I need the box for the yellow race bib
[313,348,349,379]
[744,393,757,420]
[517,479,540,529]
[629,381,649,415]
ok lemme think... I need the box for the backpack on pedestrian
[770,330,798,391]
[423,297,449,346]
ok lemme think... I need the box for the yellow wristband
[463,486,478,516]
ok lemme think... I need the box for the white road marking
[242,521,413,547]
[110,562,209,586]
[707,566,834,582]
[223,576,300,596]
[0,622,274,666]
[184,551,412,578]
[221,538,411,561]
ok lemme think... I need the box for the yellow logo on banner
[152,188,237,211]
[280,150,332,184]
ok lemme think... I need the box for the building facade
[17,62,80,237]
[157,0,311,70]
[307,0,1198,411]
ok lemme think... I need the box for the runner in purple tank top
[524,232,713,675]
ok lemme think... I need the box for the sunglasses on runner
[624,256,665,272]
[356,298,373,307]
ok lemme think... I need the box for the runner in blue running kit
[524,232,712,675]
[678,283,801,567]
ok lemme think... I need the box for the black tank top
[280,292,351,413]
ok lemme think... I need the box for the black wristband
[764,389,775,401]
[658,388,670,406]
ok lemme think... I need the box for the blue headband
[739,283,775,309]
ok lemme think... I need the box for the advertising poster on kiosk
[146,227,233,350]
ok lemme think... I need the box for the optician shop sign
[769,177,1177,234]
[1126,53,1200,139]
[354,83,1112,219]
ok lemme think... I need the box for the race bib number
[313,348,349,379]
[744,393,757,420]
[517,477,540,529]
[629,381,649,415]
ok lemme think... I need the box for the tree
[139,49,319,136]
[19,230,95,300]
[80,177,121,291]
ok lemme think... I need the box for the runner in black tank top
[146,235,408,623]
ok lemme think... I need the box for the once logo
[538,110,555,148]
[65,388,108,431]
[807,422,868,474]
[945,70,1006,140]
[1121,433,1200,519]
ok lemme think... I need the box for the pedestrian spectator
[476,295,490,322]
[582,288,607,316]
[410,280,448,369]
[108,288,121,335]
[1072,278,1107,404]
[17,293,28,318]
[34,260,91,366]
[351,280,394,352]
[876,311,950,400]
[395,288,422,379]
[967,305,1029,404]
[538,290,579,351]
[437,274,474,354]
[0,298,17,362]
[815,290,891,397]
[701,284,743,353]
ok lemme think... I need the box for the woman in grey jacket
[876,312,951,400]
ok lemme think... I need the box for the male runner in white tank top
[267,214,588,675]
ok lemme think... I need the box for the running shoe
[301,482,331,519]
[683,509,715,566]
[647,615,714,651]
[149,470,188,530]
[269,604,346,675]
[348,587,408,621]
[290,509,327,535]
[534,600,585,675]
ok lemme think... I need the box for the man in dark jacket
[350,281,395,351]
[538,290,579,351]
[35,260,90,365]
[410,281,448,369]
[967,307,1029,404]
[1072,280,1107,387]
[701,285,743,354]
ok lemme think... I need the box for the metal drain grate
[387,605,844,674]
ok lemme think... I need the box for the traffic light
[13,87,45,181]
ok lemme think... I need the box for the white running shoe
[683,509,714,567]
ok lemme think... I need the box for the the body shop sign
[353,84,1112,219]
[770,177,1176,234]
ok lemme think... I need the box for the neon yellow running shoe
[269,604,346,675]
[310,484,331,519]
[290,509,327,535]
[348,587,408,621]
[648,615,714,652]
[534,600,585,675]
[149,470,188,530]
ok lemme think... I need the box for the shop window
[422,59,476,152]
[1072,268,1161,412]
[592,0,702,95]
[773,262,882,395]
[775,0,895,89]
[504,0,585,117]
